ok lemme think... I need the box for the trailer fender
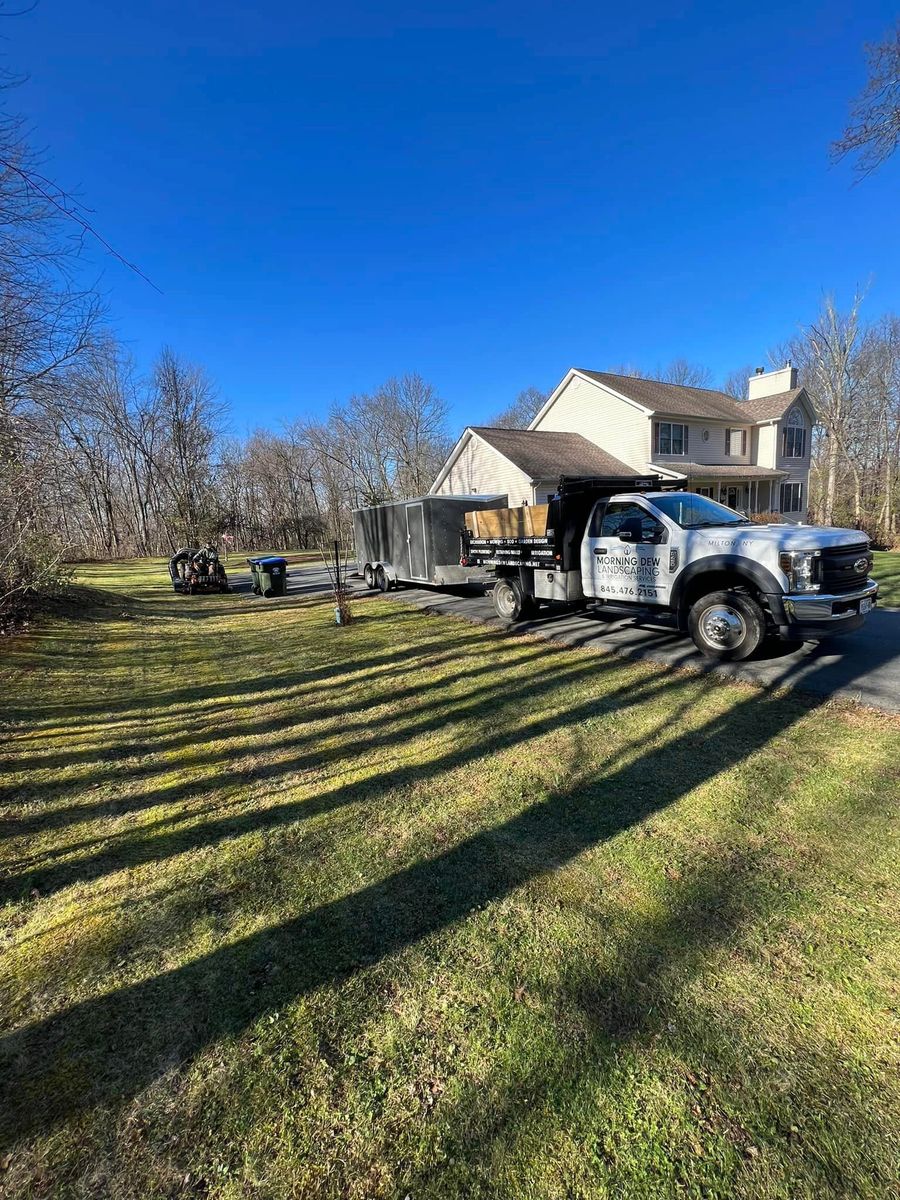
[369,561,399,590]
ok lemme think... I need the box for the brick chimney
[747,363,798,401]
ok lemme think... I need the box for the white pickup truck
[461,479,878,661]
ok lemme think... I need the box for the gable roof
[737,387,807,422]
[576,370,748,422]
[469,426,638,479]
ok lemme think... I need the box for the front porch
[652,463,788,516]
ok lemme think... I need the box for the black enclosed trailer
[352,494,506,590]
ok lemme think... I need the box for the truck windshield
[651,493,750,529]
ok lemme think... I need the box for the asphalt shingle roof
[737,387,806,422]
[576,370,749,421]
[470,427,639,479]
[654,462,788,479]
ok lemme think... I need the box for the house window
[780,482,803,513]
[695,486,713,498]
[654,421,688,455]
[725,428,747,456]
[782,408,806,458]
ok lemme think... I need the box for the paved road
[230,561,900,713]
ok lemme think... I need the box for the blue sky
[9,0,900,434]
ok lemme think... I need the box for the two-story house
[431,364,815,523]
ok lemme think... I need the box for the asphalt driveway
[231,561,900,713]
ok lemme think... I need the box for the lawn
[1,562,898,1199]
[872,549,900,607]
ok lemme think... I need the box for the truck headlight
[778,550,821,593]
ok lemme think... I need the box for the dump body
[353,494,506,586]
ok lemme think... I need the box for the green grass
[1,562,898,1199]
[872,550,900,607]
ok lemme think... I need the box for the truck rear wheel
[493,577,532,622]
[688,590,764,661]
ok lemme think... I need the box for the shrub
[749,511,783,524]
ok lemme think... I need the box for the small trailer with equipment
[461,475,879,661]
[167,546,230,595]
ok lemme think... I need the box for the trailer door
[406,503,428,581]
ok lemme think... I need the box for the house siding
[652,420,753,468]
[774,403,812,523]
[533,375,647,470]
[755,424,777,468]
[774,404,812,474]
[433,433,530,505]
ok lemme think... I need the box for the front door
[581,500,673,606]
[724,485,742,511]
[406,503,427,580]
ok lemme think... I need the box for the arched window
[783,407,806,458]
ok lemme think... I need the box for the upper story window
[653,421,688,456]
[724,427,747,456]
[782,408,806,458]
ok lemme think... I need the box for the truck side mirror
[617,516,643,543]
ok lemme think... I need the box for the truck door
[581,500,673,606]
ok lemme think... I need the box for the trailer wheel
[492,577,529,622]
[376,565,391,592]
[364,564,375,588]
[688,590,764,661]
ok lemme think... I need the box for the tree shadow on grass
[400,835,894,1200]
[0,676,824,1149]
[0,649,712,902]
[0,633,553,799]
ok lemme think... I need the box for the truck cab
[464,484,878,661]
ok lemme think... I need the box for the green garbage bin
[247,556,288,597]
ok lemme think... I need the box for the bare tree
[658,358,713,388]
[151,347,226,548]
[721,365,756,399]
[832,23,900,177]
[787,294,868,526]
[607,360,713,387]
[490,386,548,428]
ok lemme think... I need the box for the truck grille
[820,542,872,594]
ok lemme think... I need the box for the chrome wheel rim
[699,604,745,649]
[495,584,517,618]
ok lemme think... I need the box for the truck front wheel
[492,577,534,622]
[688,590,765,661]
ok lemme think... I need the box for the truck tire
[688,590,765,661]
[492,577,531,622]
[376,565,391,592]
[364,564,375,588]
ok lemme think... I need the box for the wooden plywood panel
[466,504,549,539]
